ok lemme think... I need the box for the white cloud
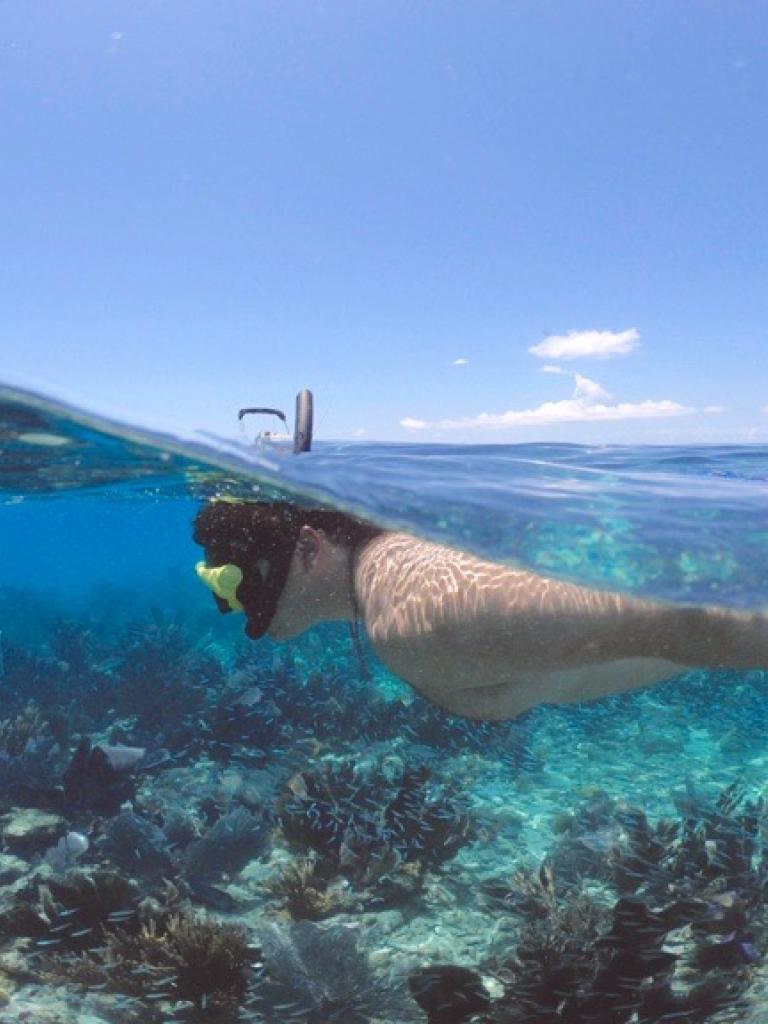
[430,399,690,430]
[762,405,768,414]
[540,364,566,374]
[573,374,612,403]
[704,405,725,414]
[530,328,639,361]
[452,357,469,366]
[400,374,693,431]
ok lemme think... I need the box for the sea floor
[2,596,768,1023]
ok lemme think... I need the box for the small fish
[237,685,263,706]
[190,882,240,913]
[287,773,308,798]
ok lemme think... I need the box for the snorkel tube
[237,389,313,453]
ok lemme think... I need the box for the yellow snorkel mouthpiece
[195,561,245,612]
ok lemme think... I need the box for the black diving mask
[192,501,302,639]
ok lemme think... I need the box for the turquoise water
[2,383,768,1023]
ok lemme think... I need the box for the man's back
[354,533,763,720]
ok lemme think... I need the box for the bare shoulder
[353,532,530,645]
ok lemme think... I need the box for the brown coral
[106,912,253,1015]
[268,862,346,921]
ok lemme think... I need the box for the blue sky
[2,1,766,444]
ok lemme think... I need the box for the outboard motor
[238,389,313,453]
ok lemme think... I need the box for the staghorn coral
[400,699,537,769]
[198,647,537,769]
[39,906,253,1020]
[201,690,291,768]
[0,704,67,760]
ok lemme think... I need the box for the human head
[193,500,382,639]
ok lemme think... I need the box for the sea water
[1,383,768,1023]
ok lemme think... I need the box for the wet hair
[193,500,383,640]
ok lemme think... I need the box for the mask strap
[347,546,370,681]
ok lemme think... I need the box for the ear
[296,525,323,573]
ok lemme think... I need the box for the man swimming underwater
[193,500,768,721]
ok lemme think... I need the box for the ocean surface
[2,382,768,1023]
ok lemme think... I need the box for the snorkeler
[193,501,768,721]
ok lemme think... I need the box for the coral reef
[0,870,140,952]
[247,920,417,1023]
[105,911,254,1017]
[183,806,271,882]
[409,964,492,1024]
[267,861,347,921]
[279,757,474,903]
[3,589,768,1024]
[62,738,137,817]
[0,705,68,811]
[96,808,173,879]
